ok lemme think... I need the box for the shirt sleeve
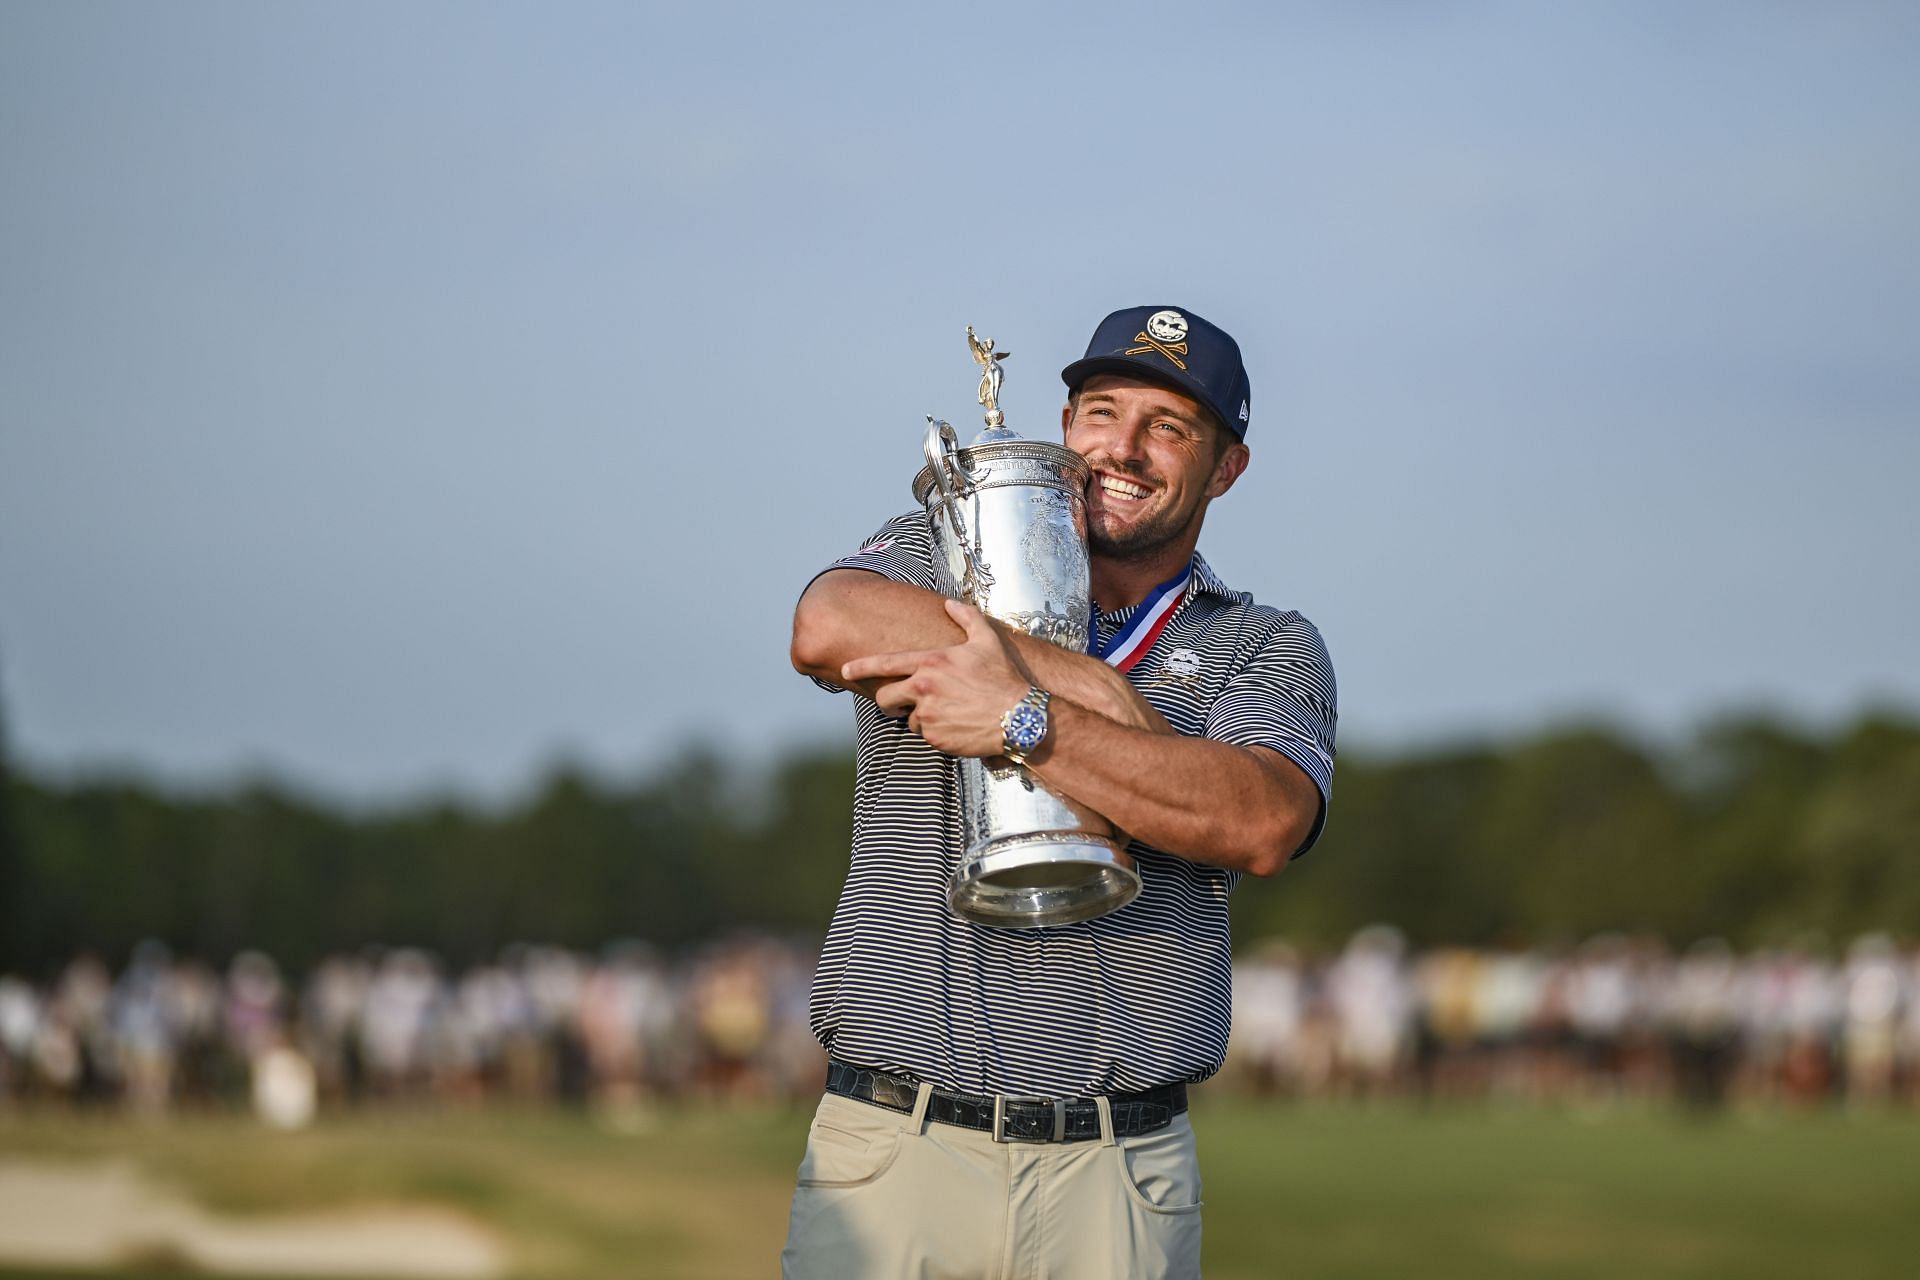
[1203,613,1338,857]
[801,512,940,694]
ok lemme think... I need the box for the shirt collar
[1189,551,1237,601]
[1096,551,1237,623]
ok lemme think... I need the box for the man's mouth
[1094,473,1153,502]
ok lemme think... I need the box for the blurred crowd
[4,929,1919,1122]
[1228,927,1920,1110]
[0,936,823,1125]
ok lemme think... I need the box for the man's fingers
[842,649,937,683]
[944,597,995,642]
[870,680,916,718]
[845,604,995,685]
[947,597,1033,686]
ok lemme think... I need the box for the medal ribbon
[1092,560,1194,673]
[1125,332,1190,370]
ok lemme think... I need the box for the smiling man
[782,306,1338,1278]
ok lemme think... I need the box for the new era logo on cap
[1061,305,1252,440]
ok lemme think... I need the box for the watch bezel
[1000,687,1051,762]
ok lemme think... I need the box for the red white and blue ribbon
[1092,560,1194,673]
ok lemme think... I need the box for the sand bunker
[0,1157,506,1278]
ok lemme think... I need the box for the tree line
[2,710,1916,976]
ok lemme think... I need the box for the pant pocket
[795,1102,904,1188]
[1114,1120,1204,1214]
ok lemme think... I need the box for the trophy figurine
[913,328,1141,927]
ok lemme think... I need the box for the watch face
[1004,702,1048,752]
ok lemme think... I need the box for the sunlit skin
[1063,374,1250,612]
[796,369,1318,875]
[844,374,1251,754]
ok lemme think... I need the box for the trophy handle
[923,417,990,600]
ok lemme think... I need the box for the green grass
[1195,1099,1920,1280]
[4,1099,1919,1279]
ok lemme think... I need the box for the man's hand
[841,599,1033,757]
[800,573,1320,874]
[793,570,1170,736]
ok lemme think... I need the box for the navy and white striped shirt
[807,511,1336,1096]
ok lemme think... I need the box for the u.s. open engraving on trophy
[912,328,1141,927]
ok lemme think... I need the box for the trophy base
[950,836,1141,928]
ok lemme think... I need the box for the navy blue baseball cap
[1060,305,1252,440]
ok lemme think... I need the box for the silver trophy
[911,327,1141,927]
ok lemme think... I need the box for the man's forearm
[828,593,1319,874]
[1023,700,1320,878]
[791,570,1169,733]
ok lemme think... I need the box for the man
[783,306,1337,1278]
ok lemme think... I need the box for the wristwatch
[999,686,1052,764]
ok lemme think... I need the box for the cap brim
[1060,355,1238,439]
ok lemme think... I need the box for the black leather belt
[825,1060,1188,1144]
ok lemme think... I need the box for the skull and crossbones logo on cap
[1146,310,1189,344]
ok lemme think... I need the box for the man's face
[1062,374,1249,561]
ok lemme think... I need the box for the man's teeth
[1099,476,1151,500]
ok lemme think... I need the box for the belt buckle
[991,1094,1066,1143]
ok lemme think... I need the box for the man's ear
[1207,442,1251,499]
[1060,400,1073,439]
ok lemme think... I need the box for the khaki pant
[780,1085,1203,1279]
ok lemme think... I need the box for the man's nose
[1105,419,1149,468]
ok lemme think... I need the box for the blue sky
[3,2,1916,800]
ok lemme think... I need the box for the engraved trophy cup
[912,328,1141,927]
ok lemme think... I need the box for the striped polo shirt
[807,510,1337,1097]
